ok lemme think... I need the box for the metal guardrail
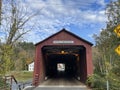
[5,75,19,90]
[3,75,32,90]
[18,81,32,90]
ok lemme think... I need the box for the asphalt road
[24,78,91,90]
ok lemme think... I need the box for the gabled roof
[35,28,93,46]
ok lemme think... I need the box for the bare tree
[0,0,36,75]
[2,0,36,45]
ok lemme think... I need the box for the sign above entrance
[53,40,74,44]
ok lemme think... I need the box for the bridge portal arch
[33,29,93,86]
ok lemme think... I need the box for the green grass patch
[8,71,33,82]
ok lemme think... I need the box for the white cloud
[97,0,106,6]
[99,10,105,14]
[21,0,107,43]
[1,0,108,43]
[84,14,97,21]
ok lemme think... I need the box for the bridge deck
[24,78,91,90]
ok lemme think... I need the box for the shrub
[0,76,9,90]
[86,74,106,90]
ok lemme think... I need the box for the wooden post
[5,76,6,90]
[10,76,12,90]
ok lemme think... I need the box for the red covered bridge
[33,29,93,86]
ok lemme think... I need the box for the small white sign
[53,40,74,44]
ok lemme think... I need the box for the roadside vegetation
[86,0,120,89]
[0,77,9,90]
[0,41,35,89]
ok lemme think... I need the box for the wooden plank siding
[33,29,93,86]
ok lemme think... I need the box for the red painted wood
[33,29,93,85]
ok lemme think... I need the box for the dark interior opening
[46,54,77,78]
[42,45,86,81]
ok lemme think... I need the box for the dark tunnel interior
[42,45,87,81]
[46,54,77,78]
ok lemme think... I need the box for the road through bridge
[33,29,93,88]
[24,77,91,90]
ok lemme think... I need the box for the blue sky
[0,0,112,44]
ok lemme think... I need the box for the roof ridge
[35,28,93,46]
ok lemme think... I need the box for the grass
[7,71,33,82]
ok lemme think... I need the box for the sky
[0,0,112,45]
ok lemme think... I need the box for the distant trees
[14,42,35,71]
[89,0,120,89]
[0,41,35,74]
